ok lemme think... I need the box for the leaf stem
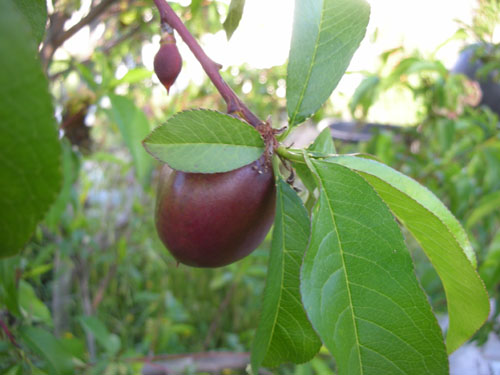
[304,191,316,213]
[277,146,349,162]
[271,154,282,179]
[275,146,306,163]
[153,0,263,127]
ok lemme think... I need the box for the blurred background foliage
[1,0,499,374]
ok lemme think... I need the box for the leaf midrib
[289,0,326,126]
[357,171,489,352]
[263,185,286,362]
[145,142,263,148]
[318,172,364,374]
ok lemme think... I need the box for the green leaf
[310,127,336,155]
[301,159,448,375]
[44,140,79,230]
[0,0,62,258]
[328,155,489,353]
[294,127,336,195]
[310,357,333,374]
[31,368,49,375]
[479,229,500,291]
[294,162,317,195]
[3,365,23,375]
[108,94,153,186]
[3,365,24,375]
[143,109,265,173]
[223,0,245,40]
[23,263,53,279]
[287,0,370,126]
[0,257,20,315]
[466,190,500,229]
[111,68,153,88]
[191,0,203,16]
[60,336,86,360]
[294,363,314,375]
[19,281,52,325]
[477,61,500,79]
[76,63,99,91]
[19,326,74,375]
[405,60,447,76]
[19,281,52,326]
[349,75,380,117]
[251,179,321,372]
[78,315,121,356]
[14,0,47,45]
[381,57,447,89]
[93,53,114,91]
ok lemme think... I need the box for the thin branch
[41,0,118,69]
[138,352,273,375]
[152,0,263,127]
[49,25,142,81]
[0,318,20,348]
[102,24,142,54]
[92,263,117,310]
[57,0,116,46]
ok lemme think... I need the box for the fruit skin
[155,158,276,268]
[154,34,182,93]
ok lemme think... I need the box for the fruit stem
[153,0,263,127]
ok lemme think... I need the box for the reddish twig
[0,319,20,348]
[92,263,117,310]
[152,0,263,127]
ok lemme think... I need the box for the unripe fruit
[154,34,182,93]
[155,158,276,268]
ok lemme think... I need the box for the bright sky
[227,0,475,86]
[201,0,475,68]
[59,0,483,122]
[151,0,478,120]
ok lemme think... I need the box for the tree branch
[41,0,118,69]
[60,0,116,46]
[92,263,117,310]
[152,0,263,127]
[132,351,273,375]
[48,24,142,81]
[0,318,20,348]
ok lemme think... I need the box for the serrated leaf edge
[142,108,264,173]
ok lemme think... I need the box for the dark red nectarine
[155,158,276,267]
